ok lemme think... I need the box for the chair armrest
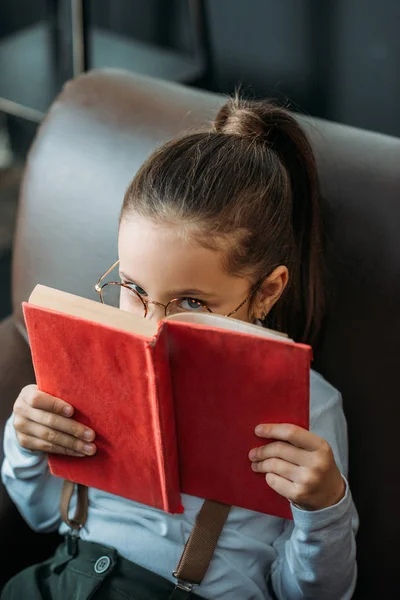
[0,317,59,589]
[0,316,34,454]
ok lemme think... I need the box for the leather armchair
[1,69,399,598]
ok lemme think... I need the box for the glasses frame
[95,260,262,319]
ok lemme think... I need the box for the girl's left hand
[249,424,345,511]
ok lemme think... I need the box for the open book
[23,285,312,520]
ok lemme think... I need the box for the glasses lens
[166,298,210,317]
[101,283,145,316]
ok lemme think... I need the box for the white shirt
[2,369,358,599]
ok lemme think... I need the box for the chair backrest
[12,69,400,598]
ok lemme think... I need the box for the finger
[16,403,95,442]
[22,386,75,418]
[17,433,88,457]
[265,472,296,500]
[255,423,321,451]
[249,441,311,466]
[17,419,96,455]
[252,457,299,482]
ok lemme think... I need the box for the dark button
[94,556,111,574]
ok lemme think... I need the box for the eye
[131,284,147,297]
[121,280,147,297]
[175,297,209,312]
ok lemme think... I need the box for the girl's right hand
[13,385,96,457]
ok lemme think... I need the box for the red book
[23,285,311,519]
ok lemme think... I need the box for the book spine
[145,327,183,514]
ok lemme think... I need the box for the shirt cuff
[3,415,45,460]
[290,476,352,530]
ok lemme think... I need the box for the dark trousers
[1,536,205,600]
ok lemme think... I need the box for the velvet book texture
[23,287,311,519]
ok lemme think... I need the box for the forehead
[118,216,244,295]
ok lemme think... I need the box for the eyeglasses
[95,260,260,319]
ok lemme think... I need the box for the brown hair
[122,97,325,345]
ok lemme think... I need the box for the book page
[29,285,157,339]
[165,312,291,342]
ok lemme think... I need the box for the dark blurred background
[1,0,400,319]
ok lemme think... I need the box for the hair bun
[214,97,288,143]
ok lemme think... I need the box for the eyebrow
[119,271,217,299]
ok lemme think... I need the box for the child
[1,98,358,600]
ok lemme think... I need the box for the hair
[121,96,325,345]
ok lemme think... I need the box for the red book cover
[167,321,310,519]
[23,286,311,519]
[23,302,183,514]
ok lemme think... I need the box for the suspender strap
[173,500,231,588]
[60,481,230,592]
[60,480,88,530]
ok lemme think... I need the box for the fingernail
[83,430,93,441]
[62,406,73,417]
[84,444,94,454]
[249,449,257,460]
[255,425,263,435]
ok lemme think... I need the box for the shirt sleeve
[1,415,63,533]
[269,388,359,600]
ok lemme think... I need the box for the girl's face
[118,216,256,324]
[118,216,288,324]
